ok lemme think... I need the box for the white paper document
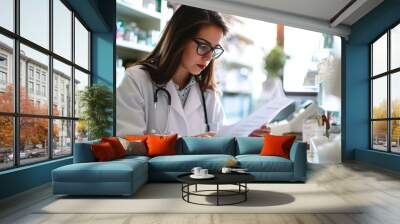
[217,97,294,137]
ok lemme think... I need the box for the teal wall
[0,0,116,200]
[344,0,400,171]
[0,158,72,199]
[91,0,116,136]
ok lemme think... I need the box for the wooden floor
[1,162,400,224]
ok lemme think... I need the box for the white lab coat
[116,65,225,137]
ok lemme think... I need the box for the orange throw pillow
[91,142,117,162]
[259,135,296,159]
[101,137,127,158]
[146,134,178,157]
[124,135,148,142]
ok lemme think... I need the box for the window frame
[0,0,92,171]
[370,20,400,154]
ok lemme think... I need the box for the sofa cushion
[125,135,148,142]
[260,135,296,159]
[236,137,264,155]
[148,154,235,172]
[119,138,147,156]
[101,137,127,158]
[53,158,147,183]
[115,155,150,163]
[147,134,178,157]
[177,137,236,155]
[236,155,293,172]
[91,142,118,161]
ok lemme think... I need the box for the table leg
[217,184,219,206]
[195,184,197,192]
[187,184,190,202]
[181,184,183,199]
[245,183,247,201]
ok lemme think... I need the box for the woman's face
[181,25,224,75]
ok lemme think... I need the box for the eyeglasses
[192,38,224,59]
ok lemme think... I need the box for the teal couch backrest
[235,137,264,155]
[177,137,236,155]
[73,139,101,163]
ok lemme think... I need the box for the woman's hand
[193,131,217,137]
[248,124,271,137]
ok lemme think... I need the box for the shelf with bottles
[116,0,173,58]
[117,0,162,24]
[117,38,154,53]
[116,17,161,51]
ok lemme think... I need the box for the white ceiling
[225,0,352,22]
[168,0,384,38]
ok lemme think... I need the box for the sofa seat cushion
[53,159,147,183]
[236,155,293,172]
[149,154,235,172]
[116,155,150,163]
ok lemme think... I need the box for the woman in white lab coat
[117,5,269,137]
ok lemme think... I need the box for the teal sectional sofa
[52,137,307,196]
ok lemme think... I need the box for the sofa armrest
[289,141,307,181]
[73,140,100,163]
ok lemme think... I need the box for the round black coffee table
[177,173,255,206]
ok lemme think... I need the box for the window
[0,71,6,85]
[0,35,13,113]
[28,67,34,80]
[0,54,7,87]
[20,0,49,49]
[28,81,34,94]
[53,59,72,117]
[36,83,40,95]
[42,85,46,97]
[283,27,341,94]
[370,23,400,154]
[0,55,7,67]
[0,0,14,32]
[0,0,91,170]
[75,17,89,70]
[35,70,40,81]
[41,73,46,83]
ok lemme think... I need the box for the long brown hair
[136,5,228,91]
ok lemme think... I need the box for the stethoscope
[153,82,210,134]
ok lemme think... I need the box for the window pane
[53,119,72,158]
[53,59,72,117]
[20,117,49,165]
[372,77,387,119]
[372,121,387,151]
[0,35,14,112]
[391,120,400,153]
[74,69,89,118]
[75,18,89,70]
[0,116,13,170]
[391,24,400,70]
[20,0,49,49]
[283,27,341,93]
[0,0,14,31]
[372,34,387,76]
[20,45,49,115]
[75,120,88,143]
[391,72,400,118]
[53,0,72,60]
